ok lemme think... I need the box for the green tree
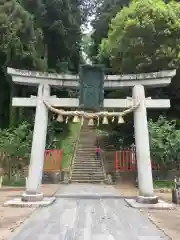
[149,116,180,170]
[20,0,81,73]
[90,0,130,64]
[99,0,180,74]
[0,0,82,128]
[0,122,32,177]
[0,0,47,128]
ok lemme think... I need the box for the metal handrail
[69,123,82,180]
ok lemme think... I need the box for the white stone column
[133,85,157,203]
[22,84,50,201]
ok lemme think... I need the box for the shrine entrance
[7,65,176,204]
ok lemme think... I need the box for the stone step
[74,159,101,162]
[76,149,94,151]
[73,167,102,170]
[72,175,104,178]
[73,160,101,163]
[74,161,99,164]
[72,170,103,174]
[73,166,102,169]
[75,155,98,157]
[72,169,103,172]
[75,154,97,156]
[78,143,96,145]
[71,178,105,182]
[75,153,97,155]
[76,151,97,153]
[74,159,97,162]
[76,148,96,151]
[72,168,103,171]
[77,145,96,147]
[71,124,104,183]
[71,179,104,183]
[76,149,97,151]
[73,167,102,169]
[75,157,97,159]
[75,152,97,154]
[72,171,104,175]
[77,146,96,148]
[72,173,104,177]
[72,169,104,175]
[75,157,97,160]
[75,153,96,156]
[73,162,102,165]
[72,166,102,169]
[75,156,97,158]
[73,164,102,167]
[71,177,104,181]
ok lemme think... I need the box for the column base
[136,195,158,204]
[21,192,44,202]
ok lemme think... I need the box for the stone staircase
[71,121,106,183]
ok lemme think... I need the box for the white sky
[81,15,94,34]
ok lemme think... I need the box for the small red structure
[114,149,159,171]
[43,149,63,172]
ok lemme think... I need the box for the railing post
[115,151,119,170]
[60,150,62,170]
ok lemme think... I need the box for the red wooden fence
[43,149,63,172]
[114,150,160,171]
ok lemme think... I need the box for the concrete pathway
[10,184,169,240]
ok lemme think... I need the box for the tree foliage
[149,116,180,168]
[0,0,82,128]
[99,0,180,74]
[0,0,47,70]
[0,122,32,175]
[90,0,130,64]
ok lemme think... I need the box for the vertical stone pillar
[133,85,158,203]
[22,84,50,202]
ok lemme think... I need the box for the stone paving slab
[10,184,169,240]
[4,197,56,208]
[57,183,120,196]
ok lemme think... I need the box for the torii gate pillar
[133,85,157,203]
[22,84,50,202]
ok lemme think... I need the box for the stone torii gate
[6,67,176,205]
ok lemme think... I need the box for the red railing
[43,149,63,172]
[114,150,160,171]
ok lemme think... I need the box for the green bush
[0,122,32,176]
[153,180,174,189]
[149,116,180,169]
[2,176,26,187]
[99,0,180,73]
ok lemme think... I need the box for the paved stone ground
[10,184,169,240]
[0,184,60,240]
